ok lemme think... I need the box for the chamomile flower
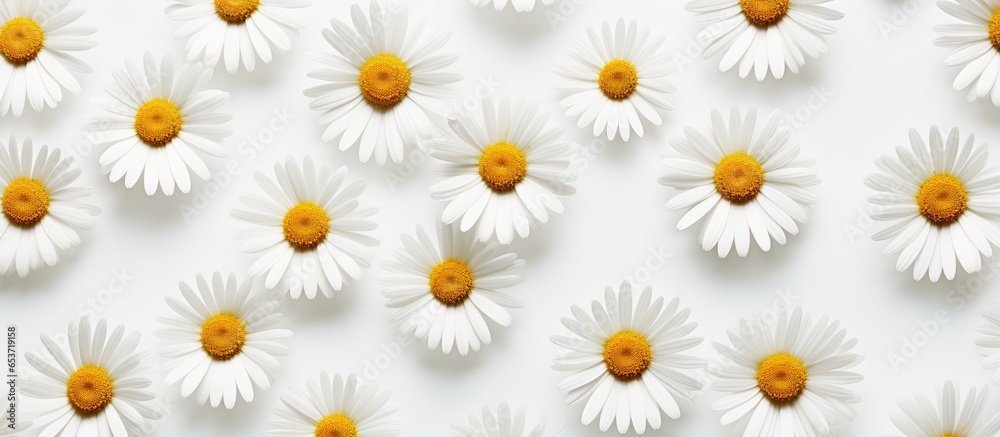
[381,222,525,356]
[471,0,553,12]
[687,0,844,80]
[430,96,577,245]
[551,282,704,434]
[156,272,292,409]
[305,1,461,165]
[267,372,399,436]
[977,302,1000,385]
[165,0,309,73]
[232,156,379,299]
[0,137,99,278]
[935,0,1000,105]
[446,403,563,437]
[0,0,95,117]
[22,317,161,436]
[89,53,232,196]
[659,108,819,258]
[553,18,675,142]
[712,306,863,437]
[890,381,1000,436]
[866,126,1000,282]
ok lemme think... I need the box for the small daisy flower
[165,0,309,73]
[471,0,553,12]
[0,137,99,278]
[935,0,1000,105]
[232,156,379,299]
[687,0,844,80]
[156,272,292,409]
[22,317,161,436]
[305,1,461,165]
[553,18,674,142]
[0,0,95,117]
[890,380,1000,436]
[866,126,1000,282]
[659,107,819,258]
[90,53,232,196]
[446,403,563,437]
[551,282,705,434]
[430,96,577,245]
[382,222,525,356]
[977,302,1000,385]
[267,372,399,436]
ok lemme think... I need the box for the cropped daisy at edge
[267,372,399,436]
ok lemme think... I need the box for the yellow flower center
[2,178,49,226]
[598,59,639,100]
[214,0,260,24]
[603,330,653,380]
[942,434,963,437]
[134,98,183,147]
[714,152,765,203]
[315,413,358,437]
[428,259,474,306]
[756,353,807,403]
[358,54,411,109]
[740,0,790,27]
[990,7,1000,49]
[916,174,968,226]
[282,202,331,250]
[0,17,44,65]
[478,142,527,192]
[66,364,114,414]
[200,313,247,360]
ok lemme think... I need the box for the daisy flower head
[90,53,232,196]
[305,1,461,165]
[0,0,96,117]
[471,0,553,13]
[22,317,161,436]
[232,156,379,300]
[553,18,675,142]
[659,107,819,258]
[446,403,563,437]
[156,272,292,409]
[865,126,1000,282]
[890,380,1000,436]
[551,281,705,434]
[430,96,577,245]
[165,0,309,73]
[382,222,525,356]
[977,302,1000,386]
[0,137,99,278]
[935,0,1000,105]
[267,372,399,436]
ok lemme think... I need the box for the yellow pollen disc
[428,259,475,306]
[134,98,183,147]
[756,353,807,403]
[358,54,411,109]
[990,7,1000,49]
[917,173,968,226]
[2,178,50,226]
[200,313,247,360]
[0,17,44,65]
[714,152,765,203]
[214,0,260,23]
[66,364,114,414]
[478,142,528,192]
[740,0,790,27]
[603,330,653,380]
[598,59,639,100]
[282,202,331,250]
[314,413,358,437]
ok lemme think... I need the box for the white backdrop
[3,0,1000,435]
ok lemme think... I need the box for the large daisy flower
[165,0,309,73]
[381,222,525,356]
[865,126,1000,282]
[553,19,675,142]
[977,302,1000,385]
[471,0,553,13]
[22,317,161,436]
[551,282,704,434]
[890,380,1000,436]
[305,2,461,165]
[446,403,563,437]
[267,372,398,436]
[712,306,863,436]
[89,53,232,196]
[1,137,99,278]
[156,272,292,409]
[686,0,844,80]
[0,0,95,117]
[232,156,379,299]
[934,0,1000,105]
[659,107,819,258]
[430,97,577,245]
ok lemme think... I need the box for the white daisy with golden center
[382,222,525,356]
[446,403,563,437]
[0,137,99,278]
[977,302,1000,385]
[232,156,379,299]
[471,0,553,12]
[0,0,95,117]
[89,53,232,196]
[553,18,675,142]
[687,0,844,80]
[22,317,161,436]
[165,0,308,73]
[935,0,1000,105]
[156,272,292,409]
[430,96,577,245]
[712,306,863,436]
[659,107,819,258]
[866,126,1000,282]
[890,381,1000,436]
[305,2,461,165]
[267,372,399,436]
[551,282,704,434]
